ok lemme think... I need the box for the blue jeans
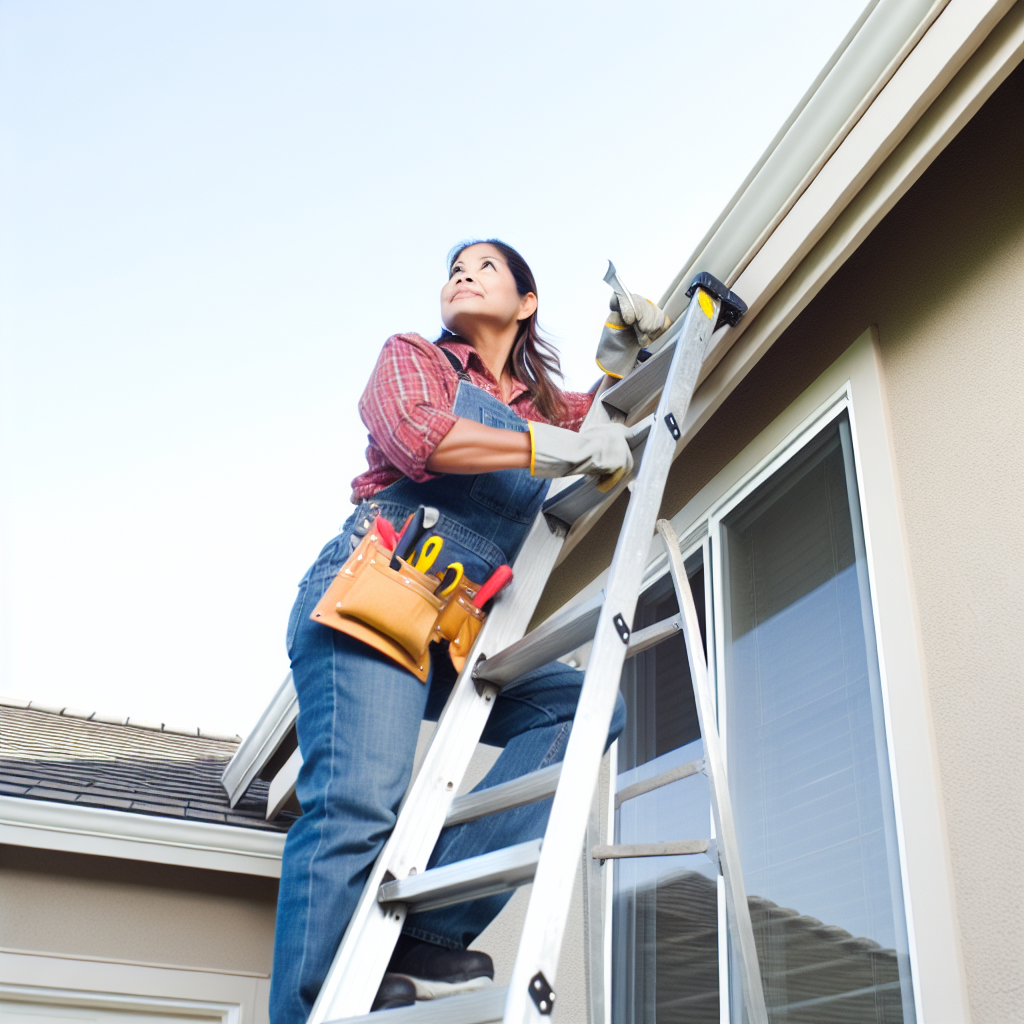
[269,532,626,1024]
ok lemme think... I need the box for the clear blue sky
[0,0,867,735]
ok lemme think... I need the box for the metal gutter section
[679,0,1023,456]
[660,0,943,320]
[0,796,285,877]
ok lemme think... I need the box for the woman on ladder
[271,240,667,1017]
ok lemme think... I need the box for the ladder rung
[377,840,541,914]
[326,985,508,1024]
[473,597,679,688]
[625,613,681,657]
[614,756,702,809]
[540,417,653,531]
[473,593,603,687]
[445,763,562,827]
[592,839,709,859]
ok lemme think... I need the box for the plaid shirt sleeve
[357,333,460,483]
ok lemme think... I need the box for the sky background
[0,0,867,736]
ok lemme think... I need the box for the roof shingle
[0,701,296,833]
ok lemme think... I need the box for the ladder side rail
[582,784,605,1024]
[328,986,510,1024]
[502,290,719,1022]
[309,384,622,1021]
[655,519,769,1024]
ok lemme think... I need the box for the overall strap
[439,344,471,381]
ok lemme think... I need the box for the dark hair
[442,238,567,423]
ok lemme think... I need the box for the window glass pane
[613,561,719,1024]
[721,413,914,1023]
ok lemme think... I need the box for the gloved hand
[595,293,671,380]
[595,311,638,380]
[616,292,671,340]
[529,421,633,492]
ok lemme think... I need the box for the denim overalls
[269,380,626,1024]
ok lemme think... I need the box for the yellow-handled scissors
[436,561,464,597]
[414,535,444,573]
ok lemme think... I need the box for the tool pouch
[435,585,487,672]
[310,533,443,683]
[337,559,442,657]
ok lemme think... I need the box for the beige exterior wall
[0,845,277,975]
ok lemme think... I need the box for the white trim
[660,0,940,310]
[0,984,238,1024]
[0,951,269,1024]
[681,0,1024,430]
[221,673,297,809]
[664,0,1013,322]
[0,796,284,878]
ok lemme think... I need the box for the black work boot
[387,934,494,1000]
[371,973,416,1011]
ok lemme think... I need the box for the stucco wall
[538,62,1024,1023]
[866,79,1023,1024]
[0,844,278,976]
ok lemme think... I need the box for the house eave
[557,0,1022,563]
[0,795,285,878]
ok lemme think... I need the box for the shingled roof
[0,697,297,832]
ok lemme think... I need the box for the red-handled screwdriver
[472,565,513,608]
[374,516,398,550]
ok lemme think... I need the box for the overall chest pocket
[468,412,546,524]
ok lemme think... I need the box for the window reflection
[721,414,914,1023]
[613,565,720,1023]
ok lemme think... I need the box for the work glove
[616,292,671,340]
[595,293,671,380]
[529,421,634,492]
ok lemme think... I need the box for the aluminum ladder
[265,273,766,1023]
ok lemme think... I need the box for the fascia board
[660,0,941,317]
[680,2,1024,455]
[220,672,298,807]
[696,0,1016,387]
[0,795,285,878]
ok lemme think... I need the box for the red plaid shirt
[351,333,594,501]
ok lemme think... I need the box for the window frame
[707,394,911,1022]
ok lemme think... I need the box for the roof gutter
[660,0,948,318]
[0,795,285,877]
[557,0,1021,565]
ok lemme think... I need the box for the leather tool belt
[309,530,486,682]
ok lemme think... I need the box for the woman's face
[440,243,537,339]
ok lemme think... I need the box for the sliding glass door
[610,405,915,1023]
[715,411,914,1023]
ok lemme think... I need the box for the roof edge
[0,795,284,877]
[660,0,948,318]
